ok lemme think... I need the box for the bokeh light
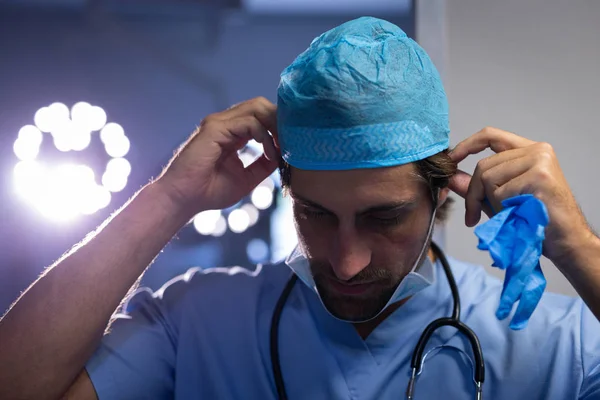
[228,208,250,233]
[100,123,125,144]
[106,158,132,178]
[251,185,274,210]
[13,102,132,221]
[211,215,228,237]
[101,170,128,193]
[104,135,130,158]
[241,203,260,227]
[246,238,269,264]
[193,210,222,236]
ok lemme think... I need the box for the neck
[353,247,436,340]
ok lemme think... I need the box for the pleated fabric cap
[277,16,450,170]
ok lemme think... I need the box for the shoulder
[120,262,292,324]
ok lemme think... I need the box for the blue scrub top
[86,256,600,399]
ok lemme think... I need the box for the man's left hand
[448,126,594,265]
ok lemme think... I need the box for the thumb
[448,169,472,199]
[243,154,278,192]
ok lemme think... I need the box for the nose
[329,224,372,281]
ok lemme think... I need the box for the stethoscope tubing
[270,242,485,400]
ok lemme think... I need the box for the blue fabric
[475,194,549,330]
[277,16,449,171]
[86,258,600,399]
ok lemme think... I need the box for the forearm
[554,232,600,321]
[0,181,191,400]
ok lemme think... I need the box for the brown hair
[278,149,457,223]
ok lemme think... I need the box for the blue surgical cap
[277,16,450,171]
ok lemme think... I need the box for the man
[1,16,599,400]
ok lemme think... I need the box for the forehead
[289,163,425,209]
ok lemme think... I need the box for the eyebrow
[290,192,417,216]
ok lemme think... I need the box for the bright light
[70,102,92,125]
[89,106,107,131]
[35,165,86,222]
[14,160,43,182]
[106,158,131,178]
[52,133,71,152]
[80,185,111,215]
[51,120,74,152]
[14,161,45,200]
[211,215,228,237]
[100,123,125,144]
[15,102,131,221]
[228,209,250,233]
[241,203,260,226]
[69,128,92,151]
[104,135,130,158]
[246,238,269,264]
[14,125,43,161]
[73,164,96,185]
[79,188,102,215]
[102,170,127,192]
[35,102,71,134]
[19,125,43,144]
[49,102,70,121]
[34,107,53,132]
[13,137,40,161]
[251,186,274,210]
[193,210,222,235]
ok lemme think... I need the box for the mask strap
[408,187,440,273]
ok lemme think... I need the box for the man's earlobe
[437,187,450,208]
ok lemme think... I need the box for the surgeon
[1,16,600,400]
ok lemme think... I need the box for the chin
[318,289,391,322]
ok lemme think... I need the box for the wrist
[552,229,600,274]
[144,180,198,226]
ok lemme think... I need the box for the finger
[450,127,536,164]
[242,154,278,193]
[466,154,534,226]
[493,170,537,204]
[449,147,531,197]
[448,169,472,199]
[218,97,279,141]
[217,116,279,161]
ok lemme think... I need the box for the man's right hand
[155,97,280,218]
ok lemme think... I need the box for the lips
[326,276,375,296]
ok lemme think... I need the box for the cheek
[370,211,434,265]
[293,215,332,257]
[292,205,344,261]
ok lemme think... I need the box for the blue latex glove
[474,194,550,330]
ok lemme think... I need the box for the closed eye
[365,213,408,226]
[302,208,332,219]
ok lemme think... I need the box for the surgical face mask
[285,203,438,323]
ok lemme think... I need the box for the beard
[310,238,433,322]
[311,260,408,322]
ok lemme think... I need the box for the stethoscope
[269,241,485,400]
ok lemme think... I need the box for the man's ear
[437,187,450,209]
